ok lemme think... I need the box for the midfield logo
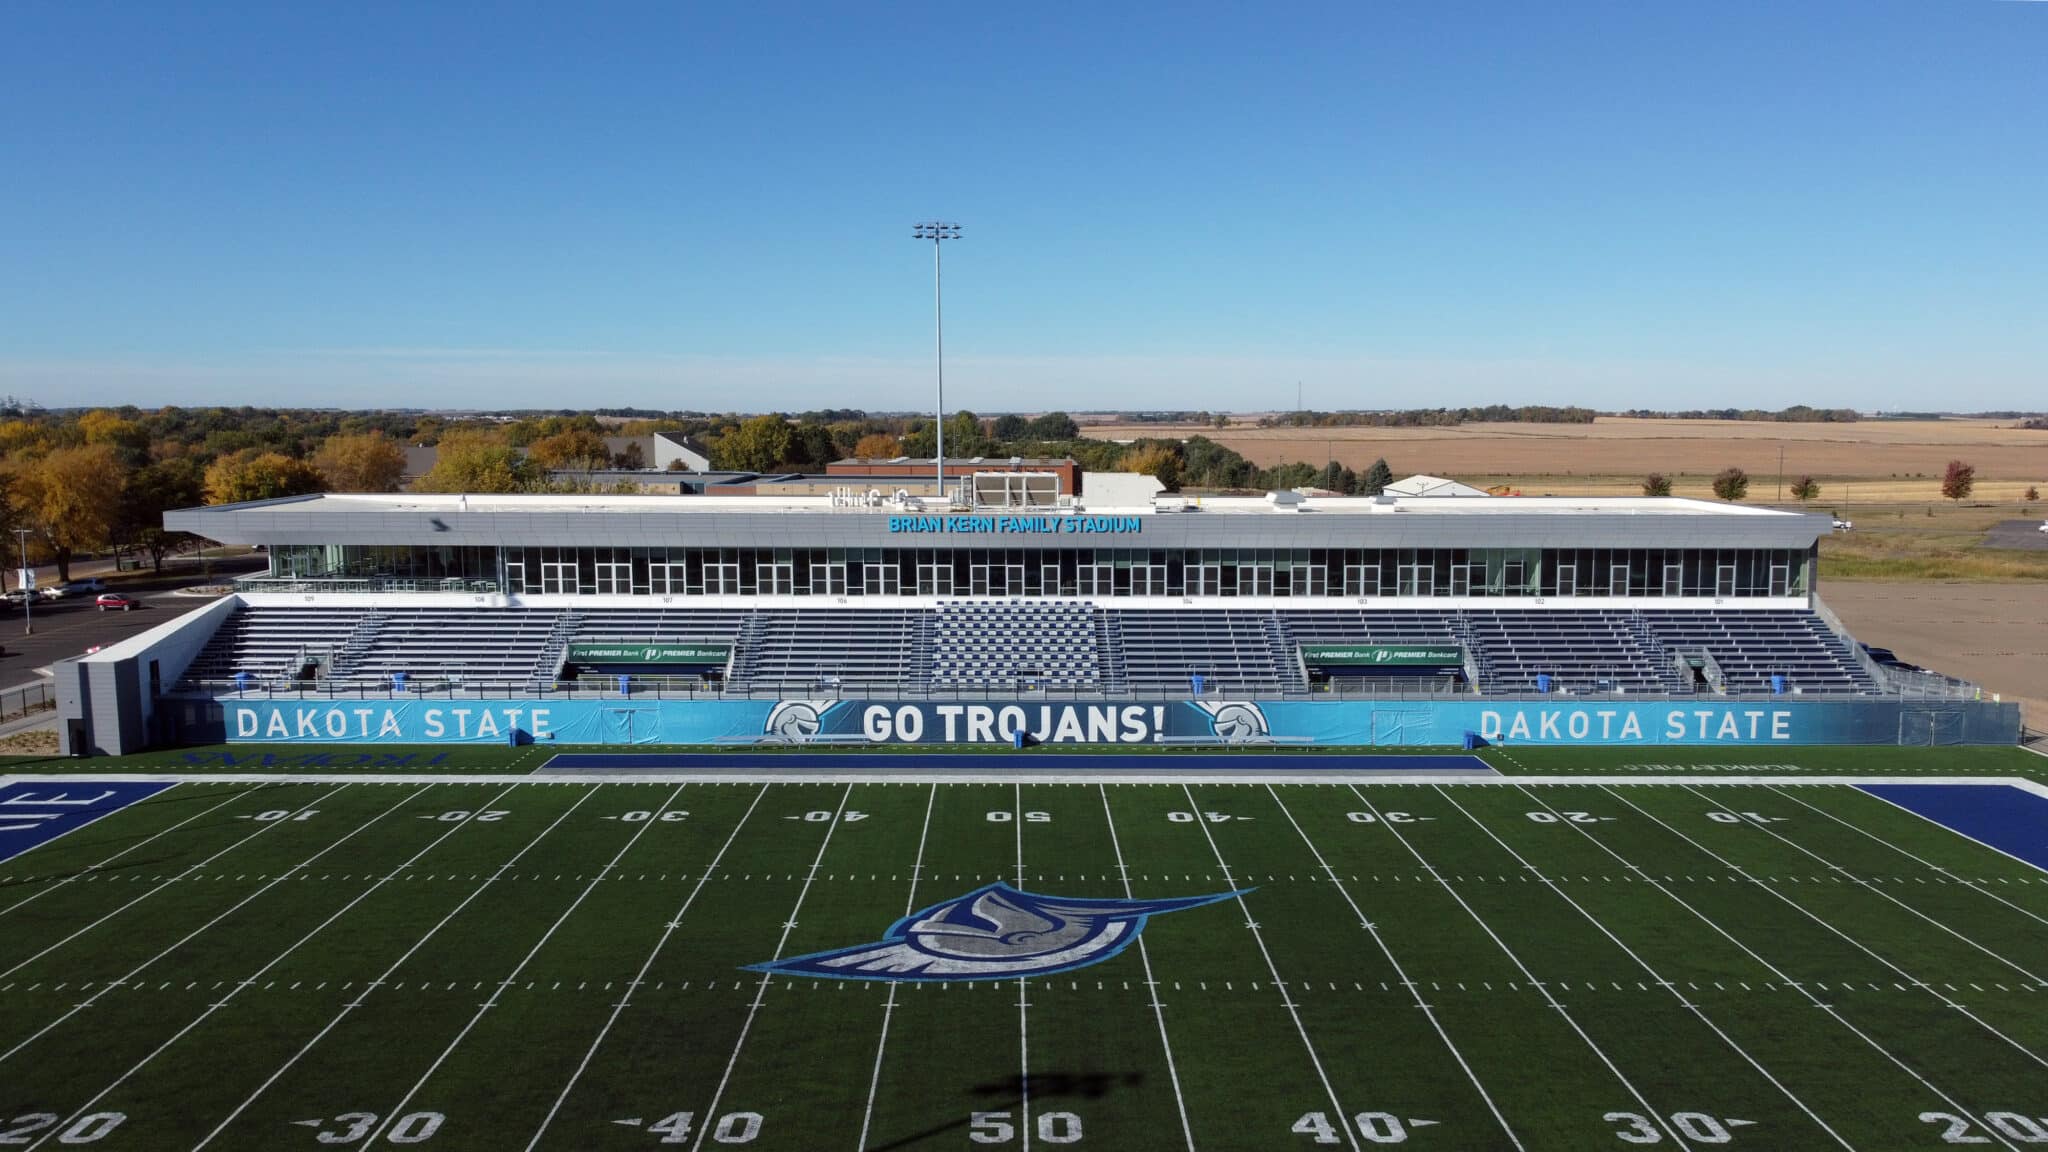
[745,882,1241,982]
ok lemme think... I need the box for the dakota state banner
[208,697,2019,747]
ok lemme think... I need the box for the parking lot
[1983,517,2048,551]
[0,584,218,685]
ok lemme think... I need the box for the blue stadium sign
[887,515,1143,535]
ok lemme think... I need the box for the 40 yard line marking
[25,781,528,1152]
[687,782,856,1152]
[1177,783,1362,1152]
[1571,785,2037,1152]
[522,784,771,1152]
[1446,785,1857,1152]
[356,784,692,1149]
[1099,784,1196,1152]
[193,784,606,1152]
[855,782,938,1152]
[1269,785,1530,1150]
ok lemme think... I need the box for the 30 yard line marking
[1099,784,1196,1152]
[1600,785,2048,1073]
[688,782,856,1152]
[0,784,351,983]
[855,782,938,1152]
[523,784,770,1152]
[1568,785,2035,1152]
[1764,785,2048,927]
[0,782,422,1070]
[27,782,529,1152]
[193,784,605,1152]
[1176,783,1361,1152]
[1268,786,1525,1150]
[357,784,691,1149]
[0,782,223,921]
[1443,785,1857,1152]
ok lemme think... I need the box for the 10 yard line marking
[1014,781,1031,1152]
[1099,785,1197,1152]
[357,784,692,1149]
[194,784,606,1152]
[1570,784,2034,1152]
[688,782,857,1152]
[1266,785,1525,1151]
[1337,784,1688,1150]
[28,782,529,1152]
[1442,785,1857,1152]
[855,782,938,1152]
[1177,783,1362,1152]
[0,782,216,921]
[523,784,770,1152]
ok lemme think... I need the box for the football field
[2,759,2046,1150]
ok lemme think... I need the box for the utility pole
[14,528,31,636]
[912,221,962,503]
[1777,444,1785,503]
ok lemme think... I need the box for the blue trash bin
[618,675,631,697]
[1770,674,1787,695]
[1536,673,1553,694]
[392,672,407,693]
[234,672,251,694]
[1190,673,1206,696]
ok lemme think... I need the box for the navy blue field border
[1859,783,2048,873]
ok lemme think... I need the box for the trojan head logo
[745,882,1241,982]
[762,701,828,742]
[1193,701,1269,743]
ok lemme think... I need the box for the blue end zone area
[1860,783,2048,874]
[0,781,174,865]
[540,751,1494,774]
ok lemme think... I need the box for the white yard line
[522,784,771,1152]
[0,783,245,920]
[29,781,528,1152]
[1824,783,2048,881]
[1610,784,2048,1070]
[1014,781,1031,1152]
[1266,785,1526,1151]
[1176,783,1362,1152]
[1572,783,2034,1152]
[0,784,349,983]
[0,782,422,1069]
[195,784,606,1152]
[0,780,187,890]
[855,782,938,1152]
[1442,785,1857,1152]
[358,784,691,1148]
[687,782,857,1152]
[1098,784,1197,1152]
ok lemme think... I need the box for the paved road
[0,580,220,683]
[1983,518,2048,551]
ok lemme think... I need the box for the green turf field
[2,766,2046,1150]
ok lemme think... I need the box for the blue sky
[2,1,2043,412]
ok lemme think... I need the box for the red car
[96,593,138,612]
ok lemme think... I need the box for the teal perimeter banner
[209,697,2019,747]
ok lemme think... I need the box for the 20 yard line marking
[1568,785,2034,1152]
[28,782,530,1152]
[1100,785,1196,1152]
[194,784,605,1152]
[855,782,938,1152]
[523,784,770,1152]
[1441,785,1856,1152]
[1177,783,1361,1152]
[357,784,691,1149]
[688,782,856,1152]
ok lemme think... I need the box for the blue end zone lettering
[1858,784,2048,874]
[0,781,174,865]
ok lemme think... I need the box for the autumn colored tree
[851,432,902,460]
[1940,459,1976,503]
[2026,485,2040,503]
[204,450,327,505]
[1642,473,1673,497]
[412,430,538,493]
[525,428,612,471]
[1789,475,1820,503]
[8,443,127,581]
[312,431,408,492]
[1712,467,1750,502]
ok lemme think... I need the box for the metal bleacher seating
[326,608,561,688]
[1638,610,1879,695]
[177,606,368,686]
[931,601,1101,690]
[727,609,925,691]
[1460,610,1678,695]
[1114,610,1291,695]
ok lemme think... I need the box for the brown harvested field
[1822,582,2048,731]
[1083,417,2048,495]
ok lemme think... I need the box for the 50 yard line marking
[1267,785,1530,1150]
[194,784,606,1152]
[1100,784,1196,1152]
[1177,783,1361,1152]
[687,782,857,1152]
[523,784,771,1152]
[27,782,530,1152]
[855,782,938,1152]
[357,784,692,1149]
[1014,781,1031,1152]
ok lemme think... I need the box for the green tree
[944,411,988,459]
[1361,458,1395,495]
[784,423,839,470]
[1642,473,1673,497]
[413,431,537,493]
[991,414,1030,442]
[1789,475,1820,503]
[1941,459,1975,503]
[713,414,794,472]
[119,459,204,573]
[1318,460,1345,492]
[1712,466,1750,502]
[312,431,408,492]
[1026,412,1079,440]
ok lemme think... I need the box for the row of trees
[1644,460,1987,504]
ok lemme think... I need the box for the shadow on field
[865,1071,1144,1152]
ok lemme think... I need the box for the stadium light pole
[14,528,31,636]
[913,221,961,503]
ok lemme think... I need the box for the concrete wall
[55,594,239,756]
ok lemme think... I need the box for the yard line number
[1922,1111,2048,1144]
[971,1111,1082,1144]
[0,1112,126,1145]
[1291,1111,1437,1144]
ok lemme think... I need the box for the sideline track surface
[539,751,1498,773]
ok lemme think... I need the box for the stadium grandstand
[54,472,2018,753]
